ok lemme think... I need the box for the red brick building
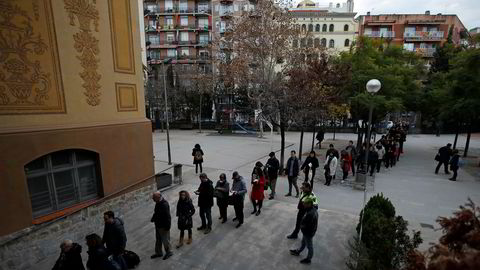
[358,11,467,58]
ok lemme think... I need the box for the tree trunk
[257,100,263,138]
[464,123,472,158]
[198,94,203,133]
[299,127,304,161]
[333,118,336,141]
[453,124,459,149]
[279,118,286,174]
[160,111,164,132]
[311,122,316,151]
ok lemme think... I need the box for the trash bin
[174,164,182,184]
[155,173,172,190]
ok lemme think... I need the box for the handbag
[434,154,440,162]
[213,188,225,199]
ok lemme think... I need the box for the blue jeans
[298,234,314,260]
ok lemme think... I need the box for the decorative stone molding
[115,82,138,112]
[108,0,136,74]
[63,0,101,106]
[0,0,65,114]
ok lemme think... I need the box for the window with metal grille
[25,150,101,218]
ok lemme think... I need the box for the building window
[198,2,209,12]
[344,24,349,31]
[179,0,188,12]
[146,4,158,13]
[307,38,313,47]
[165,0,173,11]
[180,32,189,41]
[293,39,298,48]
[308,24,313,32]
[403,43,414,51]
[336,3,340,8]
[167,49,176,57]
[314,38,320,48]
[181,48,189,56]
[25,150,101,218]
[300,38,306,48]
[329,39,335,48]
[315,24,320,32]
[329,24,334,32]
[149,35,160,45]
[165,17,173,26]
[166,33,175,42]
[321,38,327,47]
[322,24,327,32]
[302,24,306,32]
[149,50,160,59]
[344,39,350,47]
[180,16,189,26]
[198,18,208,28]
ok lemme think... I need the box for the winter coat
[286,157,300,177]
[450,154,460,170]
[376,147,385,160]
[52,243,85,270]
[438,146,452,162]
[215,180,230,206]
[297,192,318,210]
[231,176,247,201]
[326,148,340,159]
[346,145,357,160]
[368,150,379,164]
[86,246,118,270]
[102,218,127,255]
[340,155,351,172]
[324,156,338,176]
[316,131,324,141]
[197,179,214,208]
[192,148,204,164]
[250,175,265,201]
[301,156,319,174]
[301,207,318,238]
[266,157,280,179]
[176,199,195,230]
[151,199,171,230]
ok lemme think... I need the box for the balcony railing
[364,31,395,38]
[195,8,212,14]
[415,48,436,57]
[404,31,444,40]
[219,11,233,18]
[197,25,211,31]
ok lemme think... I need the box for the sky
[296,0,480,30]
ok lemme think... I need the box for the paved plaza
[36,130,480,269]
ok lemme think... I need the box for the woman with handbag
[214,173,230,223]
[176,191,195,248]
[250,162,266,216]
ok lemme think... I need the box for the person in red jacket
[250,162,266,216]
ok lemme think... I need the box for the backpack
[194,150,202,160]
[123,250,140,269]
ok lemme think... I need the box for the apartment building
[358,11,467,58]
[289,0,358,52]
[144,0,213,71]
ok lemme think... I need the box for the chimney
[425,10,430,15]
[367,11,370,16]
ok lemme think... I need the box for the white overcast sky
[294,0,480,29]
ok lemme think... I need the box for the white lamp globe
[366,79,381,93]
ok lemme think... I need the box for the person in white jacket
[324,151,338,186]
[375,143,385,173]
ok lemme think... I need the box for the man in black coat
[435,143,452,174]
[195,173,214,234]
[290,197,318,265]
[266,152,280,200]
[285,150,300,198]
[102,211,127,269]
[150,191,173,260]
[52,240,85,270]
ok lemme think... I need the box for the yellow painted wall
[0,0,147,131]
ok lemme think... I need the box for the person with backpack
[266,152,280,200]
[102,211,127,269]
[324,151,338,186]
[52,240,85,270]
[250,162,266,216]
[192,144,204,174]
[176,190,195,248]
[150,191,173,260]
[214,173,230,223]
[301,151,319,189]
[449,149,460,181]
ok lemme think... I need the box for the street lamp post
[162,58,173,165]
[358,79,381,241]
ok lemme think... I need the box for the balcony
[196,25,211,31]
[159,25,175,31]
[364,31,395,38]
[404,31,444,41]
[415,48,436,57]
[176,24,197,30]
[195,8,212,15]
[220,11,233,19]
[145,25,157,33]
[220,0,234,4]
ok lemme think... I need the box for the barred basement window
[25,150,101,218]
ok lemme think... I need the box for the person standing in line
[231,171,247,228]
[367,146,379,176]
[384,140,392,169]
[175,191,195,248]
[250,163,266,216]
[192,144,204,174]
[345,141,358,176]
[389,141,397,167]
[102,211,127,269]
[85,234,118,270]
[375,143,385,173]
[340,150,351,183]
[324,151,338,186]
[356,143,367,172]
[214,173,230,223]
[316,129,325,149]
[325,144,339,159]
[195,173,214,234]
[289,197,318,264]
[150,192,173,260]
[52,240,85,270]
[301,151,319,189]
[449,149,460,181]
[285,151,300,197]
[435,143,452,174]
[266,152,280,200]
[287,182,318,239]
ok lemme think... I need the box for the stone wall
[0,183,157,270]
